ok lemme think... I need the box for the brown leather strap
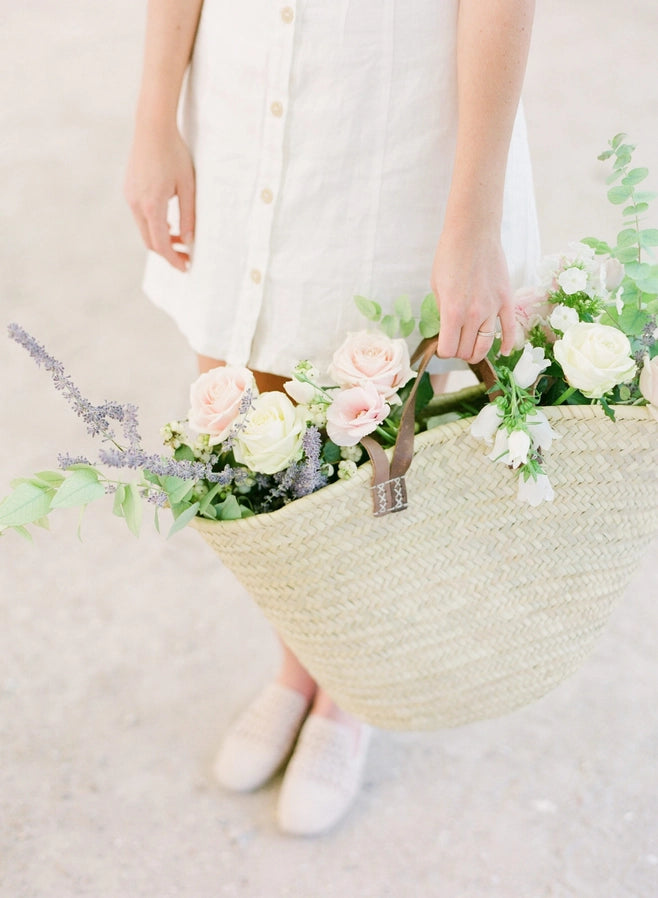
[361,337,500,515]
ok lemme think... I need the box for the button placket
[229,3,298,364]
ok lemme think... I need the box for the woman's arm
[125,0,204,271]
[432,0,535,362]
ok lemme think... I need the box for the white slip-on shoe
[213,683,312,792]
[276,715,372,837]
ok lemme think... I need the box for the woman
[125,0,539,836]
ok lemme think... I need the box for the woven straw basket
[192,403,658,730]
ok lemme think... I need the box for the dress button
[250,268,262,284]
[280,6,294,23]
[260,188,274,204]
[270,100,284,117]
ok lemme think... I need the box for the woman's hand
[124,123,196,272]
[430,224,516,364]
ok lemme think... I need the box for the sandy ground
[1,2,657,896]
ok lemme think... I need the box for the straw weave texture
[192,405,658,730]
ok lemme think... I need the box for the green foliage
[353,295,381,322]
[322,440,342,464]
[419,293,440,338]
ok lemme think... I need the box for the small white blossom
[470,403,504,444]
[507,429,531,469]
[305,401,328,427]
[513,344,551,389]
[526,409,557,452]
[517,472,555,506]
[340,444,363,462]
[558,266,589,295]
[488,427,510,464]
[320,462,334,478]
[293,360,319,380]
[548,304,580,333]
[337,460,358,480]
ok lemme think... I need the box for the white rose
[517,472,554,506]
[558,266,588,295]
[233,392,307,474]
[548,304,580,334]
[513,344,550,389]
[553,322,637,398]
[470,403,504,444]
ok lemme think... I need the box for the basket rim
[190,402,656,535]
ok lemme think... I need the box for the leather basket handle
[360,338,498,516]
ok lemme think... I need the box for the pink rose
[188,366,256,445]
[328,330,415,400]
[325,383,390,446]
[512,286,552,350]
[640,355,658,420]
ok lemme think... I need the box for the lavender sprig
[8,324,134,442]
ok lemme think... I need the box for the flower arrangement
[466,134,658,504]
[1,135,657,538]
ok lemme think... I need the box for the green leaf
[161,475,195,505]
[419,293,440,338]
[598,149,614,161]
[613,246,640,264]
[51,468,105,510]
[198,481,224,515]
[354,295,382,322]
[399,318,415,338]
[393,294,412,322]
[617,228,639,247]
[608,185,633,205]
[380,314,399,338]
[153,506,161,534]
[0,482,54,526]
[639,229,658,248]
[168,501,201,537]
[121,484,143,537]
[626,262,658,294]
[623,203,649,217]
[634,191,658,203]
[216,494,243,521]
[599,396,616,422]
[621,167,649,186]
[619,305,649,336]
[112,484,127,517]
[34,470,66,488]
[413,372,434,414]
[12,525,33,542]
[581,237,613,255]
[322,440,341,464]
[174,444,196,462]
[611,133,627,150]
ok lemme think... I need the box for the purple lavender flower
[57,453,93,469]
[8,324,136,442]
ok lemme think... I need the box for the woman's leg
[196,354,356,725]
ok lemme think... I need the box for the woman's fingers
[145,196,188,271]
[177,170,196,251]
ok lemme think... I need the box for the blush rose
[325,383,390,446]
[328,330,415,401]
[188,366,256,446]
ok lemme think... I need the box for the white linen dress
[143,0,540,377]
